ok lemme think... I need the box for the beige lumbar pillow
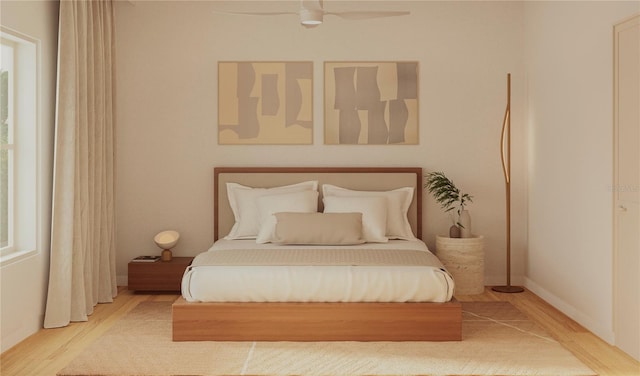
[272,212,365,245]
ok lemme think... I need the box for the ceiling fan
[212,0,410,28]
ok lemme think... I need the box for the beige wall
[524,1,640,343]
[0,0,58,352]
[114,1,527,285]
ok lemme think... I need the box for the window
[1,39,14,252]
[0,28,37,261]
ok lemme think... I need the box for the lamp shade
[154,230,180,249]
[300,8,323,25]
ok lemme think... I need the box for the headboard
[214,167,423,241]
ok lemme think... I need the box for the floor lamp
[493,73,524,294]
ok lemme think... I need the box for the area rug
[58,301,595,376]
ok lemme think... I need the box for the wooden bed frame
[172,167,462,341]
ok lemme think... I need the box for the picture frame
[218,61,313,145]
[324,61,419,145]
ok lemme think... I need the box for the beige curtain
[44,0,117,328]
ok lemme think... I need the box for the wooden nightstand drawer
[128,256,193,292]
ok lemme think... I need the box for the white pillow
[322,195,388,243]
[322,184,416,240]
[254,190,319,243]
[225,180,318,239]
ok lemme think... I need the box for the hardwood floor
[1,286,638,376]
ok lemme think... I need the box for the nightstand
[128,256,194,292]
[435,235,485,295]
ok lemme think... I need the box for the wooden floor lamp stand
[493,285,524,293]
[493,73,524,294]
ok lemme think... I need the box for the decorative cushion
[260,212,365,245]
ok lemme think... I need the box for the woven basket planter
[436,235,485,295]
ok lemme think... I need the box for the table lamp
[154,230,179,262]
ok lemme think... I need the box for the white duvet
[181,239,455,303]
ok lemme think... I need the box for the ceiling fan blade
[325,11,410,20]
[212,10,298,17]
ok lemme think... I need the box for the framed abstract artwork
[218,61,313,145]
[324,61,419,145]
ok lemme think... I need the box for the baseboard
[1,315,42,353]
[524,277,615,344]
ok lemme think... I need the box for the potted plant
[424,171,473,238]
[425,172,485,294]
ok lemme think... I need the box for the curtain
[44,0,117,328]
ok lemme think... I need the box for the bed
[172,167,462,341]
